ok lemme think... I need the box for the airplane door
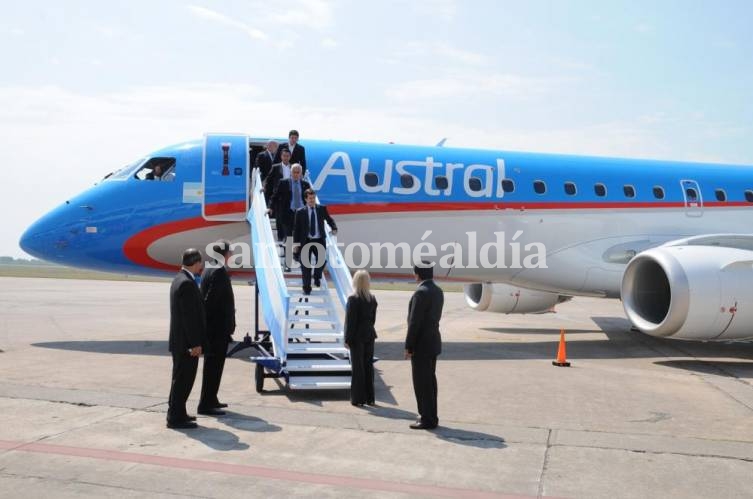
[202,134,249,221]
[681,179,703,217]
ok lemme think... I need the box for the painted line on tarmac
[0,439,540,498]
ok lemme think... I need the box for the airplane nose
[19,210,63,260]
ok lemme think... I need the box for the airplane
[19,134,753,342]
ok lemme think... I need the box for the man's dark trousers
[198,338,229,409]
[411,355,438,426]
[168,351,199,423]
[301,236,325,292]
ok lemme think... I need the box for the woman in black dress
[344,270,378,406]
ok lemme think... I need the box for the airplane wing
[661,233,753,251]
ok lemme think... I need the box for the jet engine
[464,282,571,314]
[621,246,753,340]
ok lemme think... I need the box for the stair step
[286,344,349,355]
[287,376,351,390]
[286,359,351,372]
[289,319,337,329]
[289,312,334,321]
[288,332,342,342]
[289,303,332,311]
[289,290,329,297]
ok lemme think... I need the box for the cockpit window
[105,157,145,181]
[135,157,177,181]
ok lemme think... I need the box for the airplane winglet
[436,138,447,147]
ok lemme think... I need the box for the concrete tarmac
[0,276,752,498]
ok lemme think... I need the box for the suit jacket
[169,270,207,353]
[264,162,292,202]
[275,142,307,170]
[200,265,236,353]
[270,178,310,219]
[293,204,337,245]
[344,295,378,345]
[254,149,275,182]
[405,279,443,357]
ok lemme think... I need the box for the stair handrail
[324,225,353,309]
[249,169,289,361]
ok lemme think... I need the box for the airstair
[247,169,354,391]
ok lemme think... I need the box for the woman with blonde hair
[344,270,378,406]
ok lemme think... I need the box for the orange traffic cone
[552,328,571,367]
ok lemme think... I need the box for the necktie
[309,207,316,237]
[292,181,300,210]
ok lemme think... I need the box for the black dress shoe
[187,415,197,421]
[351,401,364,407]
[215,403,228,409]
[409,421,437,430]
[167,420,198,429]
[198,408,226,416]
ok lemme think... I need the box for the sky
[1,0,752,258]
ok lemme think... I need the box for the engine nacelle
[464,282,571,314]
[621,246,753,340]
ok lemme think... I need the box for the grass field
[0,264,464,291]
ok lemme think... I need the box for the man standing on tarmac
[198,241,236,417]
[167,248,206,429]
[404,261,444,430]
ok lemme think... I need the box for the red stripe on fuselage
[327,200,752,215]
[123,216,228,271]
[204,201,247,216]
[123,200,751,273]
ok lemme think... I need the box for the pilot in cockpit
[146,165,164,180]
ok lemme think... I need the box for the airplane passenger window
[715,189,727,202]
[364,172,379,187]
[533,180,546,195]
[564,182,576,195]
[653,186,665,199]
[468,177,483,192]
[594,183,607,197]
[501,179,515,193]
[623,185,636,198]
[745,190,753,203]
[135,157,176,181]
[434,176,448,190]
[400,174,414,189]
[685,188,698,202]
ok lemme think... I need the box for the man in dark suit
[264,148,293,212]
[293,189,337,295]
[197,241,236,416]
[253,140,278,184]
[275,129,306,173]
[404,262,444,430]
[268,164,310,242]
[167,248,206,429]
